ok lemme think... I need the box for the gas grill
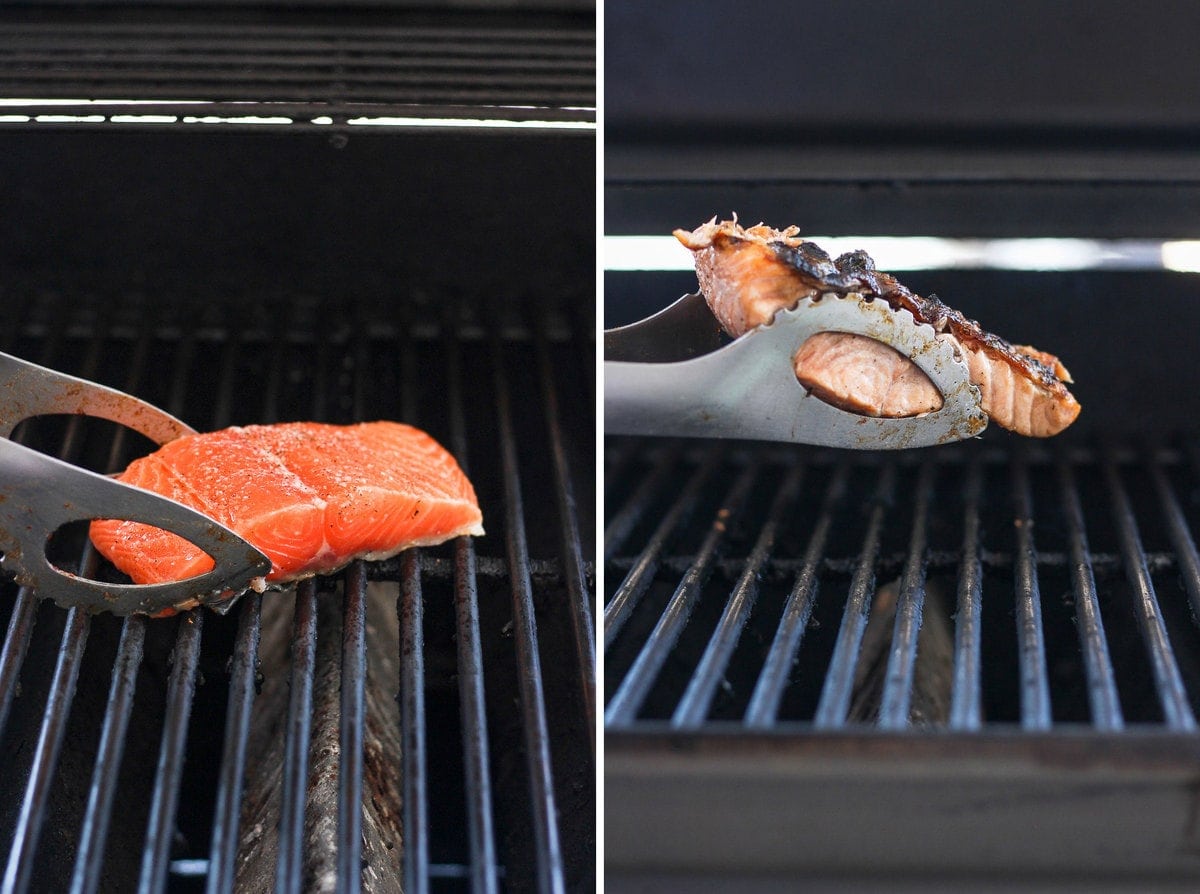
[606,433,1200,882]
[605,1,1200,888]
[0,3,595,892]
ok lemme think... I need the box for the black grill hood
[606,0,1200,239]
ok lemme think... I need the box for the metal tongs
[605,291,988,449]
[0,352,271,616]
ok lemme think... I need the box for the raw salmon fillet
[675,218,1081,437]
[89,421,483,592]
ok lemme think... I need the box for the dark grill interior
[0,282,595,892]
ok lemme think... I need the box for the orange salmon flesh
[89,421,484,590]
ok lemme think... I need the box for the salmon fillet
[793,332,943,418]
[89,421,483,595]
[674,219,1081,437]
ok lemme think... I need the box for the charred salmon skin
[89,421,483,593]
[675,219,1081,437]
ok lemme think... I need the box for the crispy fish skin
[674,219,1081,437]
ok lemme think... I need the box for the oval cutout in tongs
[0,352,271,616]
[605,292,989,449]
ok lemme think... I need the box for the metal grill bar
[4,322,115,893]
[275,579,317,894]
[1057,453,1123,730]
[7,68,592,89]
[604,446,723,647]
[603,444,680,563]
[0,20,596,111]
[672,462,805,729]
[277,316,338,883]
[453,536,497,890]
[337,563,368,894]
[124,283,214,894]
[1150,452,1200,632]
[0,22,594,46]
[444,319,499,894]
[0,82,592,113]
[1102,447,1196,729]
[949,459,984,730]
[0,290,45,736]
[3,52,592,72]
[878,462,936,729]
[0,100,590,129]
[70,615,146,894]
[813,462,896,729]
[745,462,848,728]
[0,301,66,743]
[341,334,372,890]
[604,464,757,728]
[261,329,312,894]
[535,320,596,750]
[138,609,204,894]
[0,593,37,741]
[395,311,429,894]
[607,439,1200,738]
[206,593,262,894]
[494,334,566,894]
[197,312,264,894]
[1012,450,1052,729]
[3,607,90,894]
[398,552,428,894]
[71,318,159,894]
[0,299,46,740]
[278,313,369,891]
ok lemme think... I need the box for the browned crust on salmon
[674,218,1081,437]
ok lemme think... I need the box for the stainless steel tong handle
[0,351,272,616]
[0,351,195,442]
[605,292,988,449]
[0,440,271,615]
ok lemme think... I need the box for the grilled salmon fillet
[90,421,483,595]
[674,219,1081,437]
[793,332,944,418]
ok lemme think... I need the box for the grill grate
[605,437,1200,882]
[0,13,595,118]
[605,437,1200,732]
[0,285,595,893]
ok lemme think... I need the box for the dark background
[0,129,593,300]
[607,2,1200,138]
[604,0,1200,437]
[607,0,1200,238]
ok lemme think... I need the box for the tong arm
[0,351,194,443]
[0,351,272,615]
[605,292,727,363]
[604,292,988,449]
[0,439,272,615]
